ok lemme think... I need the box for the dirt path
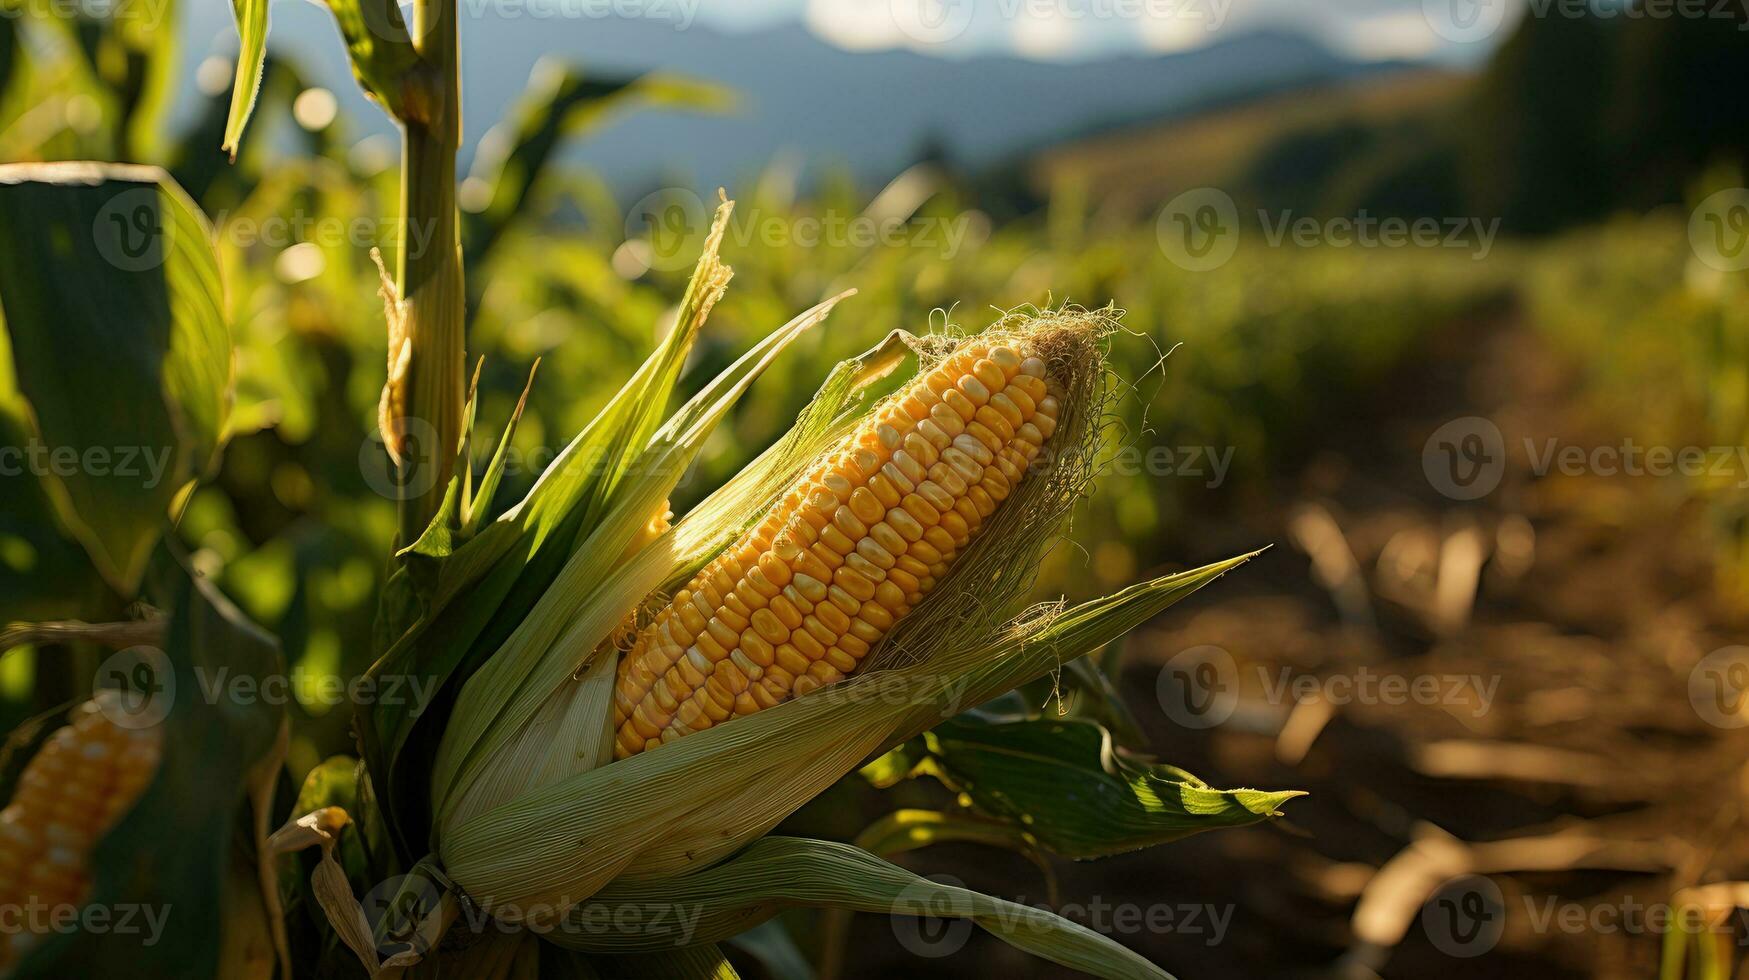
[833,304,1748,979]
[1106,305,1749,978]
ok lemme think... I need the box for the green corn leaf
[440,554,1257,912]
[0,400,105,621]
[319,0,421,120]
[462,360,540,537]
[223,0,270,159]
[15,562,284,977]
[555,837,1171,980]
[914,714,1301,859]
[0,163,231,596]
[854,809,1054,872]
[463,63,734,273]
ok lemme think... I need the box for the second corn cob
[612,338,1061,758]
[0,693,161,970]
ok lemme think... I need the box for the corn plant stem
[397,0,466,545]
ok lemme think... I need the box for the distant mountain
[1026,67,1470,213]
[179,6,1388,195]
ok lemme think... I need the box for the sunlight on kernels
[292,88,338,132]
[611,239,654,280]
[275,242,325,284]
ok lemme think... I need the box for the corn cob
[0,693,161,969]
[612,340,1061,758]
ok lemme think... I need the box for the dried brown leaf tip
[372,247,413,465]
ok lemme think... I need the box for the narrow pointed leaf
[223,0,270,158]
[462,359,539,536]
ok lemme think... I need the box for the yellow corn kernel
[611,341,1060,757]
[0,693,161,970]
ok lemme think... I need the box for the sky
[682,0,1514,62]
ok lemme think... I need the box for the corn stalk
[392,0,467,543]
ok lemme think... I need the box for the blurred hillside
[1019,5,1749,234]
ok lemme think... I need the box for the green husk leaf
[553,837,1170,980]
[441,552,1256,911]
[431,289,850,832]
[462,359,539,537]
[853,808,1053,874]
[362,199,738,854]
